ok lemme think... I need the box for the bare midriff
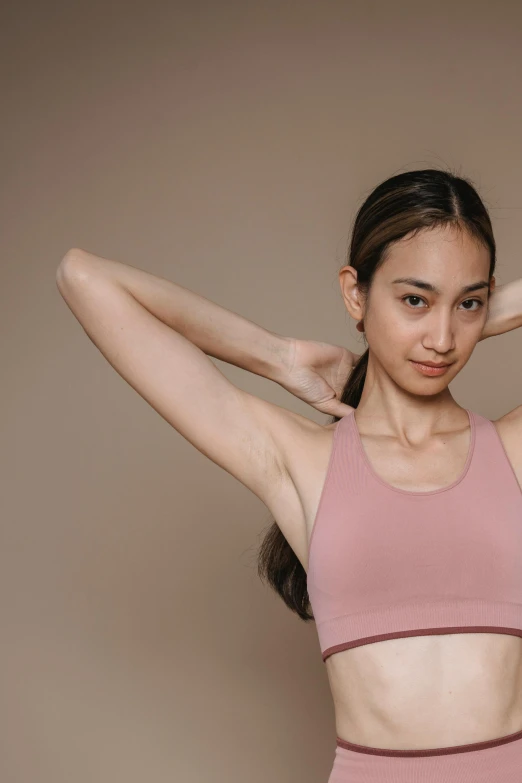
[326,632,522,750]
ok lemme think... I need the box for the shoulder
[492,404,522,439]
[255,406,347,569]
[265,405,345,492]
[491,405,522,485]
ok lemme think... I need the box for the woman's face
[355,224,493,394]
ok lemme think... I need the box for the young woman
[56,169,522,782]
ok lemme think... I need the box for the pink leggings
[328,727,522,782]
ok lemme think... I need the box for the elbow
[56,247,85,278]
[58,247,86,272]
[63,247,86,263]
[56,248,90,293]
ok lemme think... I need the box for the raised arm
[484,277,522,479]
[479,277,522,340]
[56,248,310,506]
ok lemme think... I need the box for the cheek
[368,333,412,371]
[370,309,417,344]
[461,334,481,358]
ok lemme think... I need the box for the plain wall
[3,1,522,781]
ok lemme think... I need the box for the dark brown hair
[257,167,497,621]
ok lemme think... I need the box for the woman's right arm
[56,248,317,512]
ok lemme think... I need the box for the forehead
[379,224,490,283]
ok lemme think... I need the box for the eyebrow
[391,277,490,296]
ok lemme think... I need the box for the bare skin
[56,225,522,751]
[269,225,522,749]
[277,411,522,750]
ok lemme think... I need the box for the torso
[268,404,522,749]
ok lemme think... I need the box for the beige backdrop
[3,1,522,781]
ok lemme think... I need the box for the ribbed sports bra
[306,408,522,662]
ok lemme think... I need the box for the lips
[409,359,453,377]
[413,362,450,368]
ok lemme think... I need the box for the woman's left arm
[480,278,522,340]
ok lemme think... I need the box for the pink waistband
[336,726,522,757]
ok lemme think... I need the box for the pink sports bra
[306,408,522,662]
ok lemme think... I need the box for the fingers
[317,400,355,418]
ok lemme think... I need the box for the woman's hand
[278,338,360,418]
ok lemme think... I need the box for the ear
[339,265,365,322]
[489,276,496,294]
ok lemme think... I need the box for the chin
[397,370,451,395]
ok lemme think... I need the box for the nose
[421,310,456,354]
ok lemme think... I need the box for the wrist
[254,332,295,385]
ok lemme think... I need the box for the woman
[56,168,522,782]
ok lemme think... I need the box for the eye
[402,295,426,309]
[401,296,484,311]
[459,298,484,311]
